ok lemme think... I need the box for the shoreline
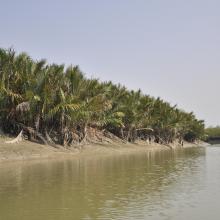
[0,136,207,163]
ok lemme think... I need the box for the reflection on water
[1,146,219,220]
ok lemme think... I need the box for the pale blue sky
[1,0,220,126]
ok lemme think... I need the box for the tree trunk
[35,113,40,132]
[120,128,124,139]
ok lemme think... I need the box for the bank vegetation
[0,48,205,147]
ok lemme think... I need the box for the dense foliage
[0,48,205,146]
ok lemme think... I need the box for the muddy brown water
[0,145,220,220]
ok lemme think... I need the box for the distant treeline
[205,127,220,139]
[0,48,205,146]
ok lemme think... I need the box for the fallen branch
[45,131,58,148]
[136,128,154,131]
[16,123,49,145]
[5,130,24,144]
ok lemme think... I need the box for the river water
[0,145,220,220]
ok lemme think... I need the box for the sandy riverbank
[0,136,207,162]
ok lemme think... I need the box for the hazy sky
[1,0,220,126]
